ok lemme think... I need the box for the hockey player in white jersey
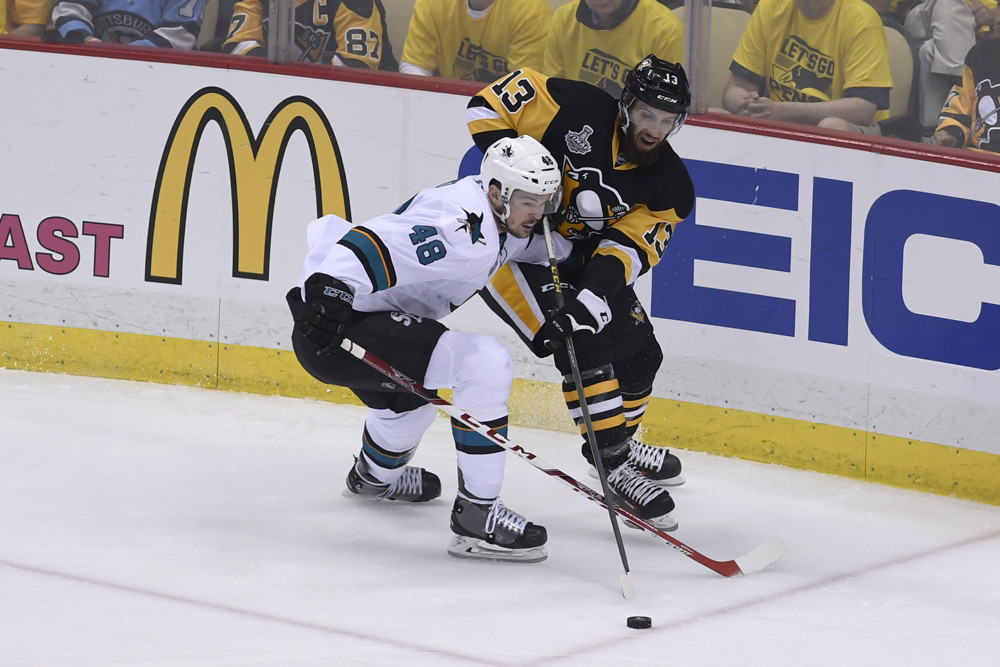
[287,136,567,563]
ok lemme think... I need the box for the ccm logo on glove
[543,288,612,350]
[303,273,355,355]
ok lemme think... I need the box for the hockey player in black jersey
[467,55,694,530]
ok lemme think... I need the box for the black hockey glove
[302,273,354,355]
[542,288,612,351]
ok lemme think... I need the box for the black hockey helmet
[619,55,691,137]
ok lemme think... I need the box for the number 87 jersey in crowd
[298,173,569,319]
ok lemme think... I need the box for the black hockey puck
[626,615,652,629]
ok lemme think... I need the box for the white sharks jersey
[298,175,569,319]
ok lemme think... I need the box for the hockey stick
[338,336,787,577]
[539,219,634,600]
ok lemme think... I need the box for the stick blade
[733,537,786,575]
[621,573,635,600]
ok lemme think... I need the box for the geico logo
[654,159,1000,371]
[146,87,349,284]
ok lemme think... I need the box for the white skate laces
[607,461,678,530]
[484,499,528,537]
[608,462,662,506]
[379,466,423,500]
[590,439,685,487]
[347,457,441,503]
[628,440,667,471]
[447,497,548,562]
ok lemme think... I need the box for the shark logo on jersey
[565,125,594,155]
[456,209,486,245]
[557,158,628,240]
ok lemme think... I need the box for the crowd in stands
[3,0,1000,153]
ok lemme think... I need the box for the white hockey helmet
[480,135,562,223]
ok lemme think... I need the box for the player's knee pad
[425,331,514,418]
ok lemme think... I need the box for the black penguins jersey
[467,67,694,297]
[937,38,1000,154]
[224,0,398,70]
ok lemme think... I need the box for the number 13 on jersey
[490,70,537,114]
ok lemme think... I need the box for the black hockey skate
[589,438,685,487]
[607,460,678,531]
[448,497,548,563]
[626,439,685,486]
[346,457,441,502]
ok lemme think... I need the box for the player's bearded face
[621,101,680,166]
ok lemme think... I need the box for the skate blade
[341,488,438,503]
[446,535,547,563]
[588,466,686,487]
[654,473,686,488]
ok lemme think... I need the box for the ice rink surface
[3,368,999,666]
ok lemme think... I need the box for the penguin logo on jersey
[93,12,153,44]
[293,26,330,63]
[456,209,486,244]
[630,301,646,325]
[973,78,1000,150]
[558,159,628,240]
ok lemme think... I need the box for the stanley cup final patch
[565,125,594,155]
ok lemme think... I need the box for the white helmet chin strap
[489,186,511,227]
[497,201,511,228]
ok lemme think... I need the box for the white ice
[2,368,999,666]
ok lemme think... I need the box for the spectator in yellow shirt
[723,0,892,134]
[399,0,551,82]
[2,0,55,36]
[543,0,683,97]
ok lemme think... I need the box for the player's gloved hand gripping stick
[542,288,611,351]
[301,273,354,355]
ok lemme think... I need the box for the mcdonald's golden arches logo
[146,87,350,284]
